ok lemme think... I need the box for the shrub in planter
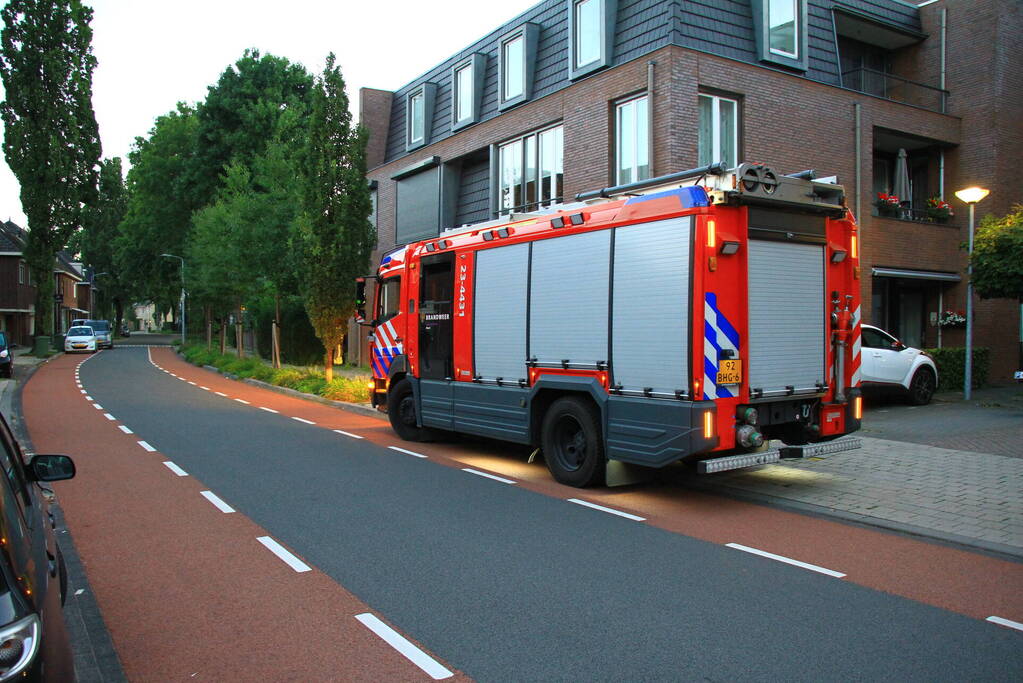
[921,347,989,390]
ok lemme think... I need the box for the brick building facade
[360,0,1022,380]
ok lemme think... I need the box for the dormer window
[753,0,807,71]
[568,0,617,79]
[405,83,437,152]
[451,53,486,130]
[498,23,539,110]
[768,0,798,59]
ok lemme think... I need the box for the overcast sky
[0,0,538,227]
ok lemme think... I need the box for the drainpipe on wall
[854,103,862,224]
[647,60,655,177]
[938,6,947,198]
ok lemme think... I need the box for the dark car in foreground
[0,412,76,681]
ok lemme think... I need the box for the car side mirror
[27,455,76,482]
[891,341,905,351]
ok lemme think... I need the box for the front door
[419,253,455,380]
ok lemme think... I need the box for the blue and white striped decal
[370,319,403,379]
[704,292,740,400]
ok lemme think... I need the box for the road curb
[185,354,385,421]
[685,477,1023,563]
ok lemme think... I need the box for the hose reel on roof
[738,163,779,195]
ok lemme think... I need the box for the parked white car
[64,326,97,354]
[860,324,938,405]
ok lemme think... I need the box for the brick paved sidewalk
[697,436,1023,558]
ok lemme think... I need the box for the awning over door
[871,267,961,282]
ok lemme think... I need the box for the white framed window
[498,125,564,215]
[498,23,538,110]
[503,35,525,101]
[697,94,739,168]
[18,261,25,285]
[405,83,437,152]
[615,95,649,185]
[574,0,601,68]
[768,0,798,58]
[409,92,425,145]
[455,64,473,124]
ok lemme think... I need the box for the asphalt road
[25,347,1023,680]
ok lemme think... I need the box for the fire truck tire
[541,397,606,488]
[907,367,935,405]
[387,378,436,442]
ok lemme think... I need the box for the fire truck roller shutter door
[747,240,826,395]
[529,230,611,367]
[611,216,691,394]
[475,243,529,381]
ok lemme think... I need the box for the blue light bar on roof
[624,186,710,208]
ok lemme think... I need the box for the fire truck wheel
[541,397,606,488]
[387,378,435,442]
[907,367,935,405]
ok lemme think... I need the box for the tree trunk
[205,305,212,349]
[219,320,226,355]
[324,346,334,383]
[272,294,281,369]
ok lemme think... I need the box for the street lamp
[953,186,990,400]
[160,253,186,346]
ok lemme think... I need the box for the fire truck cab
[357,162,862,486]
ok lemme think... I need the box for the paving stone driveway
[697,389,1023,557]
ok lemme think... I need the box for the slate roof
[0,220,27,252]
[379,0,923,167]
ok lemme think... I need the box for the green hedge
[180,344,372,403]
[921,346,989,390]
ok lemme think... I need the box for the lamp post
[953,186,990,400]
[160,253,186,346]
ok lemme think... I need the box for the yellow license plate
[717,359,742,385]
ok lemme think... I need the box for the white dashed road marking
[215,392,227,397]
[567,498,646,522]
[259,407,279,414]
[137,440,156,452]
[200,491,235,513]
[987,616,1023,632]
[333,430,363,439]
[462,468,516,485]
[354,613,453,680]
[725,543,846,578]
[103,413,116,421]
[291,417,315,425]
[163,461,188,477]
[118,425,133,434]
[256,536,311,573]
[234,398,250,405]
[388,446,427,458]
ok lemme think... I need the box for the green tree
[194,49,313,209]
[80,157,129,328]
[115,104,200,313]
[971,204,1023,301]
[297,53,374,381]
[1,0,101,340]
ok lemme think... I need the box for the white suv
[860,324,938,405]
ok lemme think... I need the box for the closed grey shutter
[747,240,825,395]
[612,217,691,394]
[530,230,611,366]
[474,243,528,381]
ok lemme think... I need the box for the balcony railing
[843,68,949,113]
[873,206,956,225]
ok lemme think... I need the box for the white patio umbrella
[892,148,911,216]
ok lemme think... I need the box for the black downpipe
[575,162,729,202]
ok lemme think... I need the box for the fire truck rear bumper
[697,438,862,474]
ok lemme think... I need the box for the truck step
[697,449,781,474]
[779,437,862,459]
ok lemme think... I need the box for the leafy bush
[294,376,327,395]
[922,347,989,390]
[269,367,307,388]
[322,376,373,403]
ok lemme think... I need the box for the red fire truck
[356,162,862,486]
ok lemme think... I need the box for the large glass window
[409,92,425,145]
[615,95,649,185]
[455,63,473,124]
[499,125,564,215]
[503,35,525,101]
[377,278,401,321]
[768,0,798,58]
[697,94,738,168]
[575,0,601,68]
